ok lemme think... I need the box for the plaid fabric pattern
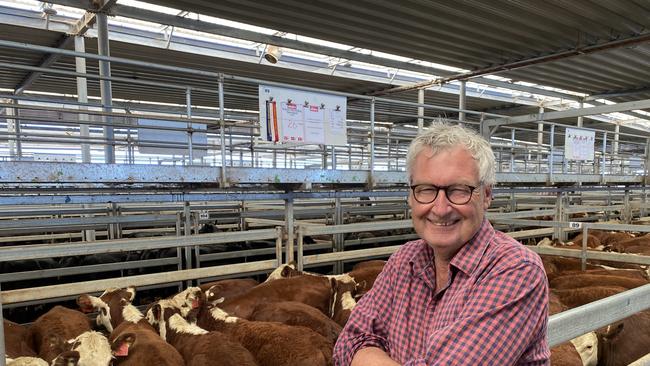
[333,218,550,365]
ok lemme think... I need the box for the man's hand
[351,347,401,366]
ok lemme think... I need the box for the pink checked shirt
[333,218,550,365]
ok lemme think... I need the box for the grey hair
[406,123,496,186]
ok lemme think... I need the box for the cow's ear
[151,303,162,321]
[77,294,96,313]
[112,333,135,357]
[53,350,80,366]
[603,322,624,340]
[125,286,136,301]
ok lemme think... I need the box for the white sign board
[564,128,595,161]
[137,119,207,157]
[259,85,347,146]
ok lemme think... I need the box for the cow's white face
[68,331,113,366]
[571,331,598,366]
[85,295,113,333]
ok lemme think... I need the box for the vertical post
[334,196,343,274]
[218,74,227,186]
[97,13,114,163]
[275,226,283,266]
[549,124,555,182]
[581,225,588,271]
[186,88,194,164]
[510,129,515,173]
[0,282,5,366]
[183,202,193,288]
[577,99,584,128]
[297,225,304,271]
[601,132,607,182]
[537,108,544,173]
[458,80,466,125]
[369,97,375,186]
[623,189,632,224]
[417,89,424,133]
[75,36,91,164]
[331,145,337,170]
[6,101,21,160]
[285,193,294,264]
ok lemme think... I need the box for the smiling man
[333,123,550,366]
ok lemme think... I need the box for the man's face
[408,146,492,256]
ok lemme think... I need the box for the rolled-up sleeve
[333,257,396,366]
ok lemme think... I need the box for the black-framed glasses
[410,184,478,205]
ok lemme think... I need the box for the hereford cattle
[549,268,648,281]
[28,306,91,363]
[550,274,648,290]
[51,350,80,366]
[351,260,386,271]
[175,287,333,366]
[5,357,48,366]
[249,301,342,344]
[216,274,335,318]
[609,236,650,253]
[198,278,258,299]
[330,277,357,327]
[551,286,627,309]
[567,234,603,250]
[4,319,37,359]
[146,300,258,366]
[57,330,113,366]
[596,310,650,366]
[76,287,184,366]
[347,265,383,299]
[548,293,590,366]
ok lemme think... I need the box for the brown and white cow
[146,298,258,366]
[5,357,49,366]
[28,306,92,364]
[4,319,37,359]
[77,287,184,366]
[249,301,342,344]
[177,287,333,366]
[198,278,259,299]
[550,274,648,291]
[596,310,650,366]
[52,330,113,366]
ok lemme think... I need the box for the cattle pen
[3,1,650,365]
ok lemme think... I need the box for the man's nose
[429,191,453,214]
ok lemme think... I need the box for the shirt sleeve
[418,261,549,365]
[333,255,398,366]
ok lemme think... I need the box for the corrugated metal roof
[141,0,650,100]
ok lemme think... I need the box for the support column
[577,99,584,127]
[6,100,21,160]
[537,107,544,173]
[285,193,294,264]
[186,88,194,164]
[458,80,466,125]
[97,13,114,163]
[369,97,375,187]
[75,35,95,242]
[417,89,424,133]
[75,36,91,163]
[218,74,227,186]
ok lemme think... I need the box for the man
[333,123,549,365]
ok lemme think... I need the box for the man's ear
[482,185,492,210]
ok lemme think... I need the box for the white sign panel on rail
[137,119,207,157]
[259,85,347,146]
[564,127,595,161]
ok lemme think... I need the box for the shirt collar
[450,217,494,276]
[408,217,495,277]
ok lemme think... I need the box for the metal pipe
[218,74,227,186]
[459,80,466,124]
[74,36,91,164]
[370,97,375,177]
[417,89,424,133]
[186,88,193,163]
[97,13,114,164]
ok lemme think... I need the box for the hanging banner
[564,127,595,161]
[259,85,347,146]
